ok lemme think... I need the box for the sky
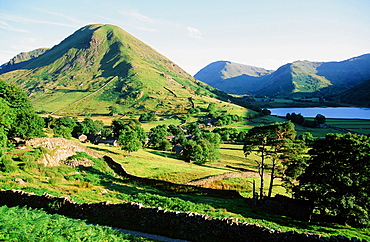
[1,0,370,75]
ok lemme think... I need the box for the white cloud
[130,11,154,23]
[0,20,29,33]
[0,13,79,28]
[186,26,202,39]
[33,8,84,25]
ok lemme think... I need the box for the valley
[0,23,369,241]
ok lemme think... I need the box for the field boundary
[0,189,357,242]
[51,76,118,114]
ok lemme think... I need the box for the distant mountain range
[0,24,248,116]
[195,55,370,99]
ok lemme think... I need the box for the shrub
[0,156,18,173]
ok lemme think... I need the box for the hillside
[336,79,370,107]
[0,48,49,74]
[195,54,370,98]
[194,61,273,94]
[0,24,250,116]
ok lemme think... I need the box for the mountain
[0,24,250,116]
[194,61,273,94]
[0,48,49,73]
[195,54,370,97]
[336,79,370,107]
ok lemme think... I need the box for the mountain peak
[0,24,228,115]
[194,60,273,87]
[195,54,370,97]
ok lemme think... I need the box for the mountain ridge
[0,24,253,116]
[195,54,370,98]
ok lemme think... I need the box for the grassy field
[4,112,370,240]
[1,141,369,240]
[326,118,370,135]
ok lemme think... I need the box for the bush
[0,156,18,173]
[49,178,60,186]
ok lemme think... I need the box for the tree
[139,112,157,122]
[0,98,14,139]
[118,126,142,153]
[260,108,271,116]
[314,114,326,125]
[181,133,221,164]
[294,133,370,227]
[112,120,146,144]
[189,107,200,114]
[51,117,77,139]
[181,139,208,163]
[207,103,216,113]
[299,132,314,146]
[203,132,221,162]
[287,113,305,124]
[0,80,44,141]
[53,125,73,139]
[243,125,271,200]
[244,122,306,199]
[168,124,184,137]
[148,125,169,150]
[108,106,119,116]
[74,117,103,136]
[53,117,77,130]
[186,123,202,140]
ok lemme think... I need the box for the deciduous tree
[294,133,370,227]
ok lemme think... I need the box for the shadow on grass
[86,146,122,156]
[146,150,179,160]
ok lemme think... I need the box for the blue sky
[1,0,370,75]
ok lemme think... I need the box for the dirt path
[112,227,190,242]
[184,171,258,186]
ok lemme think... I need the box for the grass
[83,143,232,183]
[0,205,150,241]
[325,118,370,135]
[1,143,369,240]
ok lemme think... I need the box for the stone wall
[26,137,104,166]
[0,189,360,242]
[103,155,243,198]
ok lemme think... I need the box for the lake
[269,107,370,119]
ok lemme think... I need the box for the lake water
[269,107,370,119]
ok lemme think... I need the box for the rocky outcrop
[26,137,103,166]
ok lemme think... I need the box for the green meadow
[1,140,368,240]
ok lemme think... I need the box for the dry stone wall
[0,189,360,242]
[26,137,103,166]
[103,155,243,198]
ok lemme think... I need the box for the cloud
[186,26,202,39]
[0,20,29,33]
[33,8,84,25]
[130,11,154,23]
[0,13,80,28]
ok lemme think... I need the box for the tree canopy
[294,133,370,227]
[0,80,44,143]
[244,121,306,199]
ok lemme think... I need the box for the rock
[15,178,26,184]
[25,137,103,166]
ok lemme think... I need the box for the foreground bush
[0,205,147,242]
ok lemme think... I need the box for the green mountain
[0,48,49,73]
[0,24,247,116]
[194,61,273,94]
[336,79,370,107]
[195,54,370,98]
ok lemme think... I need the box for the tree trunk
[267,159,276,198]
[259,145,265,200]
